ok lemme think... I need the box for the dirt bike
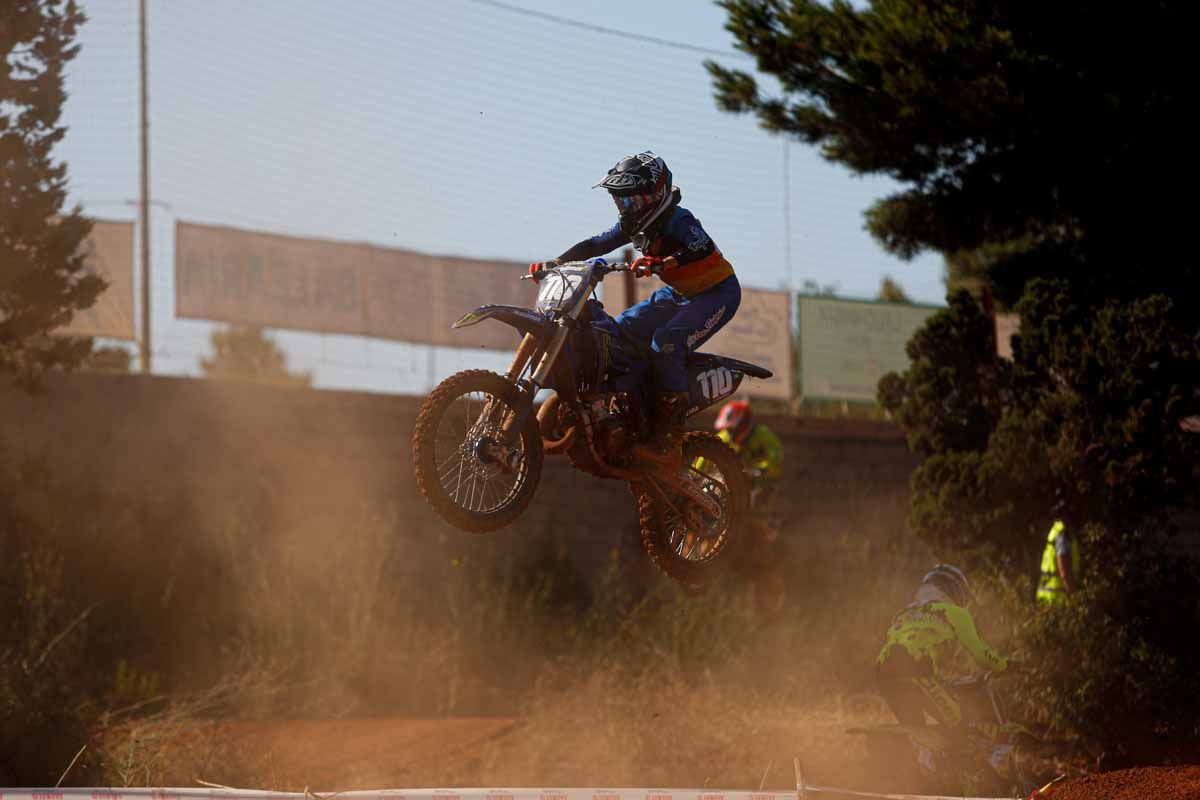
[411,258,773,586]
[849,672,1039,798]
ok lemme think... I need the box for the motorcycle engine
[586,394,631,457]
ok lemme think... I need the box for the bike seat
[687,352,773,379]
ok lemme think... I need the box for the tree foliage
[82,344,132,373]
[712,0,1199,761]
[708,1,1190,294]
[201,326,312,388]
[875,275,910,304]
[1,1,102,386]
[800,277,838,296]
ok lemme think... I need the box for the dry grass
[92,671,897,791]
[84,486,931,790]
[3,420,934,788]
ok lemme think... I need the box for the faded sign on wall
[797,296,940,402]
[57,219,136,340]
[175,222,535,350]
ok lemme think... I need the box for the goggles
[613,193,653,214]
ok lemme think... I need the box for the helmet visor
[715,410,742,431]
[613,193,652,216]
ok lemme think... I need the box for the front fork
[505,332,541,383]
[494,327,568,445]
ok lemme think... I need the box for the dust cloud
[2,374,934,790]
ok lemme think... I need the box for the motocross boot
[632,391,689,467]
[986,742,1014,779]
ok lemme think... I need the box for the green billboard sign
[797,296,941,402]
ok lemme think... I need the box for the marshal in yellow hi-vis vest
[1037,520,1081,606]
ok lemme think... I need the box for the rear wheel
[634,431,749,587]
[412,370,543,533]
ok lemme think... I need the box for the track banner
[0,784,1015,800]
[57,219,137,340]
[174,222,535,350]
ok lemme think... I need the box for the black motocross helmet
[921,564,972,607]
[594,152,676,242]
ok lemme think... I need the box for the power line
[463,0,752,61]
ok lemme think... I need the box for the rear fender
[684,353,773,415]
[453,305,553,340]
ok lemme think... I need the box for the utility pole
[782,138,792,295]
[783,138,800,415]
[620,246,636,311]
[138,0,151,373]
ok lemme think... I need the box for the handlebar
[948,664,1025,689]
[521,259,632,282]
[948,672,996,688]
[948,675,982,689]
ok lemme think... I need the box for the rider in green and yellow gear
[713,400,782,514]
[710,401,786,613]
[876,565,1015,789]
[877,564,1008,728]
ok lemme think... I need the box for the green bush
[881,290,1200,764]
[0,460,96,782]
[1011,530,1200,765]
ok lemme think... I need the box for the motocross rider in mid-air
[529,152,742,466]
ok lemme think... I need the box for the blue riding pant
[614,274,741,392]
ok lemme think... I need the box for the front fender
[453,304,553,340]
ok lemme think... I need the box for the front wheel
[412,370,543,533]
[633,431,749,587]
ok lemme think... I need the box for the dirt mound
[1047,766,1200,800]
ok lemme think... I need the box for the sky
[60,0,946,394]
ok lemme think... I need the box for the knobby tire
[412,369,543,533]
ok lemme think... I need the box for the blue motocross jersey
[557,207,734,297]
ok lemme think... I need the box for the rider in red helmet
[713,399,785,612]
[714,400,783,509]
[716,400,754,445]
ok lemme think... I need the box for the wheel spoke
[437,450,462,479]
[452,450,466,502]
[468,466,481,511]
[648,442,736,567]
[439,454,463,488]
[424,375,535,520]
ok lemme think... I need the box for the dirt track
[212,717,520,789]
[142,703,890,792]
[107,714,1200,799]
[1047,766,1200,800]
